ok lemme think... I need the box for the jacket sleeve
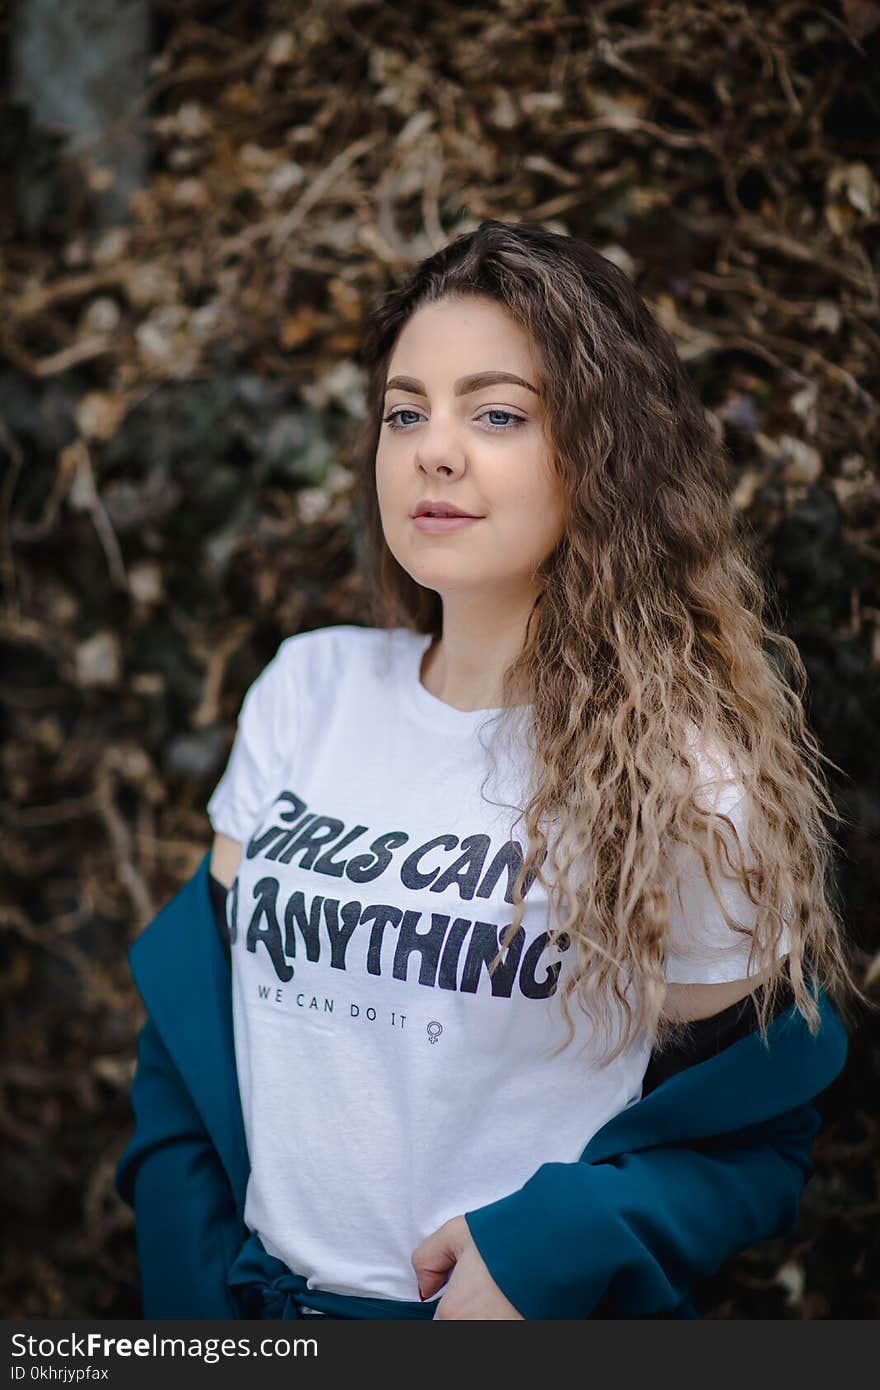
[114,1013,246,1319]
[463,1100,821,1320]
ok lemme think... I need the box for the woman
[116,220,865,1320]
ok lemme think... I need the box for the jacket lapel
[128,850,250,1213]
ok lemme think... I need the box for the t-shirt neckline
[400,630,530,733]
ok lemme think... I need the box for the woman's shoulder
[266,623,415,694]
[273,622,405,667]
[680,717,748,814]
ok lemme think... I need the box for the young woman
[116,220,865,1321]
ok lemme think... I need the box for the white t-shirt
[206,624,789,1302]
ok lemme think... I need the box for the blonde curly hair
[343,217,870,1069]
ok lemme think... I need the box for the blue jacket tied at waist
[114,851,848,1320]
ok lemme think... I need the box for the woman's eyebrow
[384,370,538,396]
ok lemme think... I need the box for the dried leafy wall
[1,0,878,1317]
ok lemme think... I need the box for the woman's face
[375,295,566,610]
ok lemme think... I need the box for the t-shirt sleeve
[662,781,792,985]
[206,638,298,845]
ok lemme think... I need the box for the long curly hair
[342,217,870,1069]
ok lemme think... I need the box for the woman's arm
[643,966,795,1096]
[210,831,242,889]
[662,966,779,1022]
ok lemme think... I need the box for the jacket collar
[128,852,848,1191]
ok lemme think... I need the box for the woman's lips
[412,515,483,533]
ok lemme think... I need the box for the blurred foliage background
[1,0,878,1318]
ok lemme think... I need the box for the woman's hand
[411,1215,525,1320]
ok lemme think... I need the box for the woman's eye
[382,407,526,433]
[480,410,526,431]
[382,408,421,430]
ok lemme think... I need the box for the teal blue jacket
[114,850,849,1320]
